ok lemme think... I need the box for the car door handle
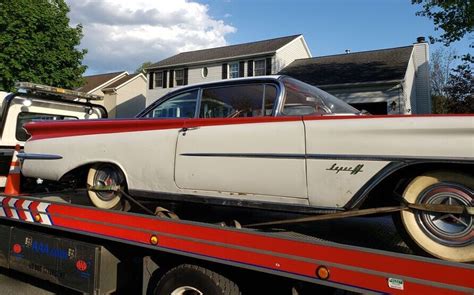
[179,127,200,135]
[180,127,199,132]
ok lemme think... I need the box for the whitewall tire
[87,163,125,210]
[399,171,473,262]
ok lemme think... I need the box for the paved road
[0,269,76,295]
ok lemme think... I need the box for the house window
[254,60,266,76]
[175,69,184,86]
[202,67,208,78]
[229,62,239,79]
[154,71,163,88]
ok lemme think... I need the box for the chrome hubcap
[93,165,123,201]
[170,286,203,295]
[416,183,473,247]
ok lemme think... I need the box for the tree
[0,0,87,92]
[430,47,456,113]
[412,0,473,47]
[135,61,153,74]
[444,61,474,113]
[430,47,457,96]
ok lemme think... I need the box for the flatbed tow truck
[0,81,471,294]
[0,180,473,295]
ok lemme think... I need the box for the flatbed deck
[0,190,473,294]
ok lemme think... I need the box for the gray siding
[275,36,311,73]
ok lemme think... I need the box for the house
[146,34,312,106]
[279,38,431,114]
[78,71,147,118]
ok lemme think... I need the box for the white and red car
[19,76,473,262]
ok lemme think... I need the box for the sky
[64,0,472,75]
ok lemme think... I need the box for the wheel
[396,171,473,262]
[87,163,126,210]
[152,264,240,295]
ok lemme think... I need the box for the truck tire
[395,171,473,262]
[152,264,240,295]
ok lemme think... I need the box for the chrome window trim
[137,77,283,118]
[194,88,203,118]
[197,81,281,118]
[274,79,287,116]
[140,89,200,119]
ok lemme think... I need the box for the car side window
[144,90,198,118]
[282,80,330,116]
[199,84,277,118]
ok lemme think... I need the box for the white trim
[87,71,128,94]
[201,67,209,78]
[147,51,277,70]
[102,73,147,92]
[402,47,415,82]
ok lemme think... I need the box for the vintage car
[19,76,473,262]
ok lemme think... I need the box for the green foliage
[431,95,449,114]
[443,61,474,113]
[412,0,473,47]
[0,0,87,92]
[135,61,153,74]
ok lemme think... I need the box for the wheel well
[60,162,127,188]
[358,162,473,209]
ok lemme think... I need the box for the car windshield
[281,77,359,115]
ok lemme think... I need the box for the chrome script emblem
[326,163,364,175]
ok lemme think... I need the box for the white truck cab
[0,82,107,187]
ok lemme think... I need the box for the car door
[132,90,199,193]
[174,82,308,203]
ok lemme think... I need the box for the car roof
[165,75,284,94]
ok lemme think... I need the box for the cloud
[65,0,236,75]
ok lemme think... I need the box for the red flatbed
[0,192,473,294]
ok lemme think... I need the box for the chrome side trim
[307,154,474,163]
[17,153,62,160]
[129,189,341,214]
[180,153,305,159]
[180,152,474,163]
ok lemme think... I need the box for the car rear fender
[346,161,474,209]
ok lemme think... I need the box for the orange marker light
[316,266,330,280]
[34,214,41,222]
[150,235,159,245]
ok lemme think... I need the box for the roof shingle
[279,46,413,86]
[78,71,126,93]
[148,35,302,69]
[102,73,140,90]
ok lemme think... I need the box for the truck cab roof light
[15,82,104,101]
